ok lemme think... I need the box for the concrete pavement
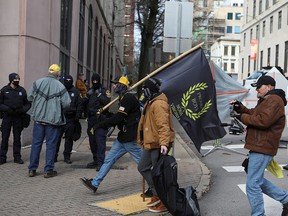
[0,119,211,216]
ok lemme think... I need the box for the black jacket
[96,93,140,143]
[0,84,31,116]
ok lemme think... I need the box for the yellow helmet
[118,76,129,86]
[48,64,61,73]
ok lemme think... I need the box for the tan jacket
[137,93,175,149]
[75,79,87,98]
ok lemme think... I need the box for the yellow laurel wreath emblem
[181,83,212,120]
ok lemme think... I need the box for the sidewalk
[0,119,210,216]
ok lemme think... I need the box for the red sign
[250,39,258,60]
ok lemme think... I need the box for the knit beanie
[143,78,161,93]
[9,73,19,83]
[91,73,100,83]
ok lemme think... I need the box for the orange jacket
[75,79,87,98]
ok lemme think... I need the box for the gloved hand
[15,108,25,114]
[160,145,168,155]
[230,100,242,110]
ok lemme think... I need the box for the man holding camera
[231,75,288,216]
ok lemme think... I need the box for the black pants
[55,118,75,160]
[0,115,23,160]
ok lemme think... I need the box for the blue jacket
[28,75,71,126]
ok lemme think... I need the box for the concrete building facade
[239,0,288,80]
[0,0,126,91]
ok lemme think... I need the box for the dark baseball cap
[251,75,276,88]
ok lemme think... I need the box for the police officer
[85,73,110,170]
[55,75,82,164]
[0,73,31,165]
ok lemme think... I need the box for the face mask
[92,82,100,89]
[12,81,19,86]
[64,80,73,89]
[115,84,127,95]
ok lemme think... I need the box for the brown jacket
[75,79,87,98]
[137,93,175,150]
[238,90,287,156]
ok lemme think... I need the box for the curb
[175,133,211,199]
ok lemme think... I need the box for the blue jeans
[246,151,288,216]
[91,139,142,187]
[28,122,60,173]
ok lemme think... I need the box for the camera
[230,104,238,118]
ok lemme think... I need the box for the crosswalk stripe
[238,184,282,215]
[201,144,245,150]
[223,165,286,172]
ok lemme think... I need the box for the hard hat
[48,64,61,73]
[118,76,129,86]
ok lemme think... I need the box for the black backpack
[151,154,201,216]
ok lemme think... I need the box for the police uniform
[85,73,110,168]
[0,73,31,164]
[55,75,82,163]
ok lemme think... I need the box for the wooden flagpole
[102,42,205,111]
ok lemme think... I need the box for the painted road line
[201,144,245,150]
[238,184,282,216]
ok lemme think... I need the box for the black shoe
[282,203,288,216]
[80,177,97,193]
[141,187,153,198]
[0,159,6,165]
[283,165,288,170]
[14,158,24,164]
[96,164,102,172]
[44,170,58,178]
[86,161,97,168]
[64,158,72,164]
[28,170,36,177]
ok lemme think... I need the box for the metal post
[175,3,182,57]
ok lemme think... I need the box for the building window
[78,0,85,74]
[93,17,98,72]
[256,25,259,39]
[224,62,227,71]
[234,26,240,34]
[248,56,250,73]
[60,0,72,76]
[270,16,273,33]
[253,0,256,18]
[273,0,277,5]
[260,50,263,69]
[241,58,244,76]
[231,46,236,56]
[235,13,241,20]
[259,0,262,14]
[244,33,246,46]
[86,6,93,71]
[278,11,282,29]
[267,47,271,65]
[262,21,266,37]
[275,44,279,66]
[227,13,233,20]
[224,46,228,56]
[231,62,235,72]
[226,26,232,33]
[265,0,269,10]
[284,41,288,74]
[250,29,253,41]
[98,27,103,76]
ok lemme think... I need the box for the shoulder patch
[106,90,111,98]
[119,106,125,112]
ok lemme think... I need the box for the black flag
[154,48,226,152]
